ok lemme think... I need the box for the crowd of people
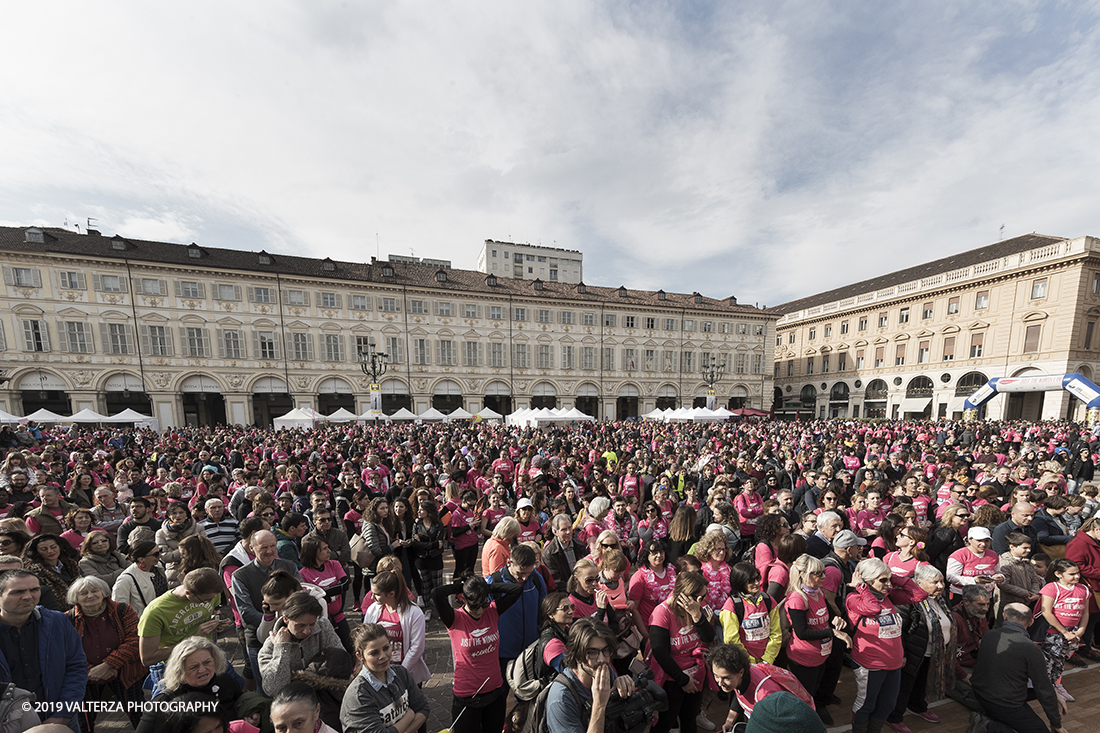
[2,415,1099,733]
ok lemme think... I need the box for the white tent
[109,408,160,431]
[506,408,532,426]
[25,408,68,423]
[417,407,446,421]
[710,407,734,419]
[68,408,114,423]
[475,406,503,421]
[273,408,317,430]
[689,407,724,422]
[665,407,694,422]
[0,409,20,423]
[357,411,391,422]
[562,406,595,421]
[388,407,417,421]
[642,408,667,419]
[445,407,473,421]
[325,407,359,423]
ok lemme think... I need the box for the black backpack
[513,673,582,733]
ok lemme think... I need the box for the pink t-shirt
[619,474,641,499]
[882,551,928,579]
[947,547,999,594]
[911,495,931,523]
[300,560,348,622]
[722,593,773,660]
[379,605,404,662]
[447,603,503,697]
[569,592,600,619]
[516,520,541,544]
[754,543,775,580]
[856,509,887,536]
[491,458,514,482]
[648,602,705,686]
[702,561,732,611]
[481,506,506,530]
[734,664,801,718]
[628,565,676,625]
[1040,582,1089,632]
[785,589,832,666]
[846,590,906,670]
[450,506,480,550]
[734,493,764,535]
[763,560,790,593]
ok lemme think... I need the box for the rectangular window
[856,350,865,369]
[286,290,307,306]
[463,303,478,318]
[824,325,832,338]
[1094,274,1100,295]
[645,317,656,330]
[602,347,615,371]
[806,357,814,375]
[788,333,795,344]
[65,322,92,353]
[490,342,506,367]
[838,352,847,371]
[140,278,164,295]
[513,307,527,322]
[719,322,731,334]
[146,325,170,356]
[681,351,694,372]
[1086,322,1095,350]
[490,305,503,320]
[583,312,596,326]
[527,255,535,262]
[1023,324,1041,353]
[735,353,748,374]
[878,313,888,328]
[968,333,983,358]
[412,338,430,365]
[409,300,425,314]
[185,327,210,358]
[180,281,201,298]
[874,347,884,368]
[787,360,794,377]
[895,343,905,366]
[948,296,960,314]
[737,323,748,335]
[775,364,781,379]
[324,334,344,362]
[537,344,553,369]
[538,309,552,323]
[386,337,404,364]
[217,284,240,301]
[99,275,123,292]
[560,311,575,325]
[661,350,676,372]
[975,291,989,310]
[10,267,39,288]
[808,328,816,340]
[464,341,480,367]
[922,302,933,319]
[683,319,695,332]
[251,287,273,304]
[665,318,677,331]
[222,329,243,359]
[918,340,930,364]
[696,320,710,333]
[437,301,453,317]
[351,295,369,310]
[438,339,455,365]
[355,336,373,360]
[581,347,596,370]
[622,348,636,371]
[840,321,849,335]
[1031,279,1048,299]
[59,271,85,290]
[561,345,574,369]
[382,297,397,312]
[858,317,868,331]
[549,269,558,280]
[943,336,955,361]
[321,292,339,309]
[625,316,636,329]
[822,355,830,373]
[105,323,132,355]
[258,331,278,360]
[603,314,616,328]
[754,325,765,336]
[643,349,655,371]
[512,343,530,368]
[504,252,509,259]
[291,333,313,361]
[899,307,910,324]
[754,353,765,374]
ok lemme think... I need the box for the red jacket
[67,598,145,689]
[1066,531,1100,613]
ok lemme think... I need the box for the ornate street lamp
[701,355,724,410]
[359,345,389,416]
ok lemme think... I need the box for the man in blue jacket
[486,542,546,678]
[0,569,86,731]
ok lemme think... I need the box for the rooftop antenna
[1000,224,1005,240]
[376,233,379,262]
[87,217,98,231]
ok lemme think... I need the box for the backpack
[748,663,815,710]
[513,673,584,733]
[0,683,39,733]
[506,636,555,702]
[728,593,790,649]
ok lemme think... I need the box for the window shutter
[201,328,212,357]
[157,279,167,295]
[131,278,142,295]
[140,325,151,354]
[306,334,315,361]
[233,285,242,301]
[38,320,50,352]
[281,289,288,303]
[99,323,110,353]
[334,294,342,309]
[216,329,225,358]
[56,320,69,352]
[302,292,310,307]
[252,331,260,356]
[1,267,11,286]
[247,287,256,303]
[272,332,282,359]
[336,335,345,362]
[93,274,103,291]
[75,273,86,290]
[376,297,384,310]
[123,325,133,354]
[173,280,182,297]
[29,270,41,288]
[0,321,6,351]
[178,327,188,355]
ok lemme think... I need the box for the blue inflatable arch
[962,372,1100,423]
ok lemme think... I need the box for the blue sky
[3,1,1100,306]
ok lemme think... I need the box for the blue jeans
[146,661,167,698]
[247,645,266,697]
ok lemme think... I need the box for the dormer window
[382,265,394,278]
[618,286,627,298]
[24,228,43,244]
[728,295,738,306]
[657,290,666,301]
[436,270,447,282]
[486,275,497,286]
[533,279,543,291]
[323,258,335,272]
[693,292,703,304]
[111,240,127,251]
[188,245,202,259]
[577,282,587,294]
[258,252,272,265]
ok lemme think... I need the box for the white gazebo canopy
[324,407,359,423]
[475,406,503,420]
[388,408,417,421]
[25,408,68,423]
[0,409,20,423]
[417,407,446,421]
[273,408,317,430]
[68,409,113,423]
[109,408,160,431]
[445,407,473,421]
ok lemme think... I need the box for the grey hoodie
[257,613,342,692]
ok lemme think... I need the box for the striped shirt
[200,517,241,555]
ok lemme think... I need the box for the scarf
[918,597,956,702]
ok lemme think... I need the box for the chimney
[87,229,101,236]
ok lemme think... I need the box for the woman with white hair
[580,495,612,553]
[66,575,145,732]
[845,557,928,733]
[886,565,957,733]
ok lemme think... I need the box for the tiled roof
[0,226,772,316]
[775,233,1067,314]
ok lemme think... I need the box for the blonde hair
[492,516,522,542]
[161,636,227,691]
[694,530,730,564]
[786,553,825,605]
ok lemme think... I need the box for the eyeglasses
[585,646,612,662]
[582,575,600,584]
[261,512,276,518]
[600,543,618,548]
[465,601,489,612]
[871,576,891,585]
[956,514,971,519]
[556,604,574,613]
[809,570,826,577]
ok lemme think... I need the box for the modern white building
[477,240,583,284]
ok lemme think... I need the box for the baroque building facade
[0,226,774,428]
[773,233,1100,422]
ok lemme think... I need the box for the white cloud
[1,1,1099,307]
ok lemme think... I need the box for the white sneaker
[696,713,716,731]
[1054,683,1074,702]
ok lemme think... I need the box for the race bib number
[743,614,769,642]
[876,613,900,639]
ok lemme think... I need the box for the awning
[947,396,969,414]
[899,397,932,414]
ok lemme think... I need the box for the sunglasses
[600,543,618,548]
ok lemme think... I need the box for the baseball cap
[832,530,868,548]
[967,526,992,541]
[516,498,534,509]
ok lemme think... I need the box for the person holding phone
[649,570,716,733]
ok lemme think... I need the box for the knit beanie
[745,692,825,733]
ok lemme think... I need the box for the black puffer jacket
[898,597,955,676]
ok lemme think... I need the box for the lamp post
[701,355,724,410]
[359,346,389,416]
